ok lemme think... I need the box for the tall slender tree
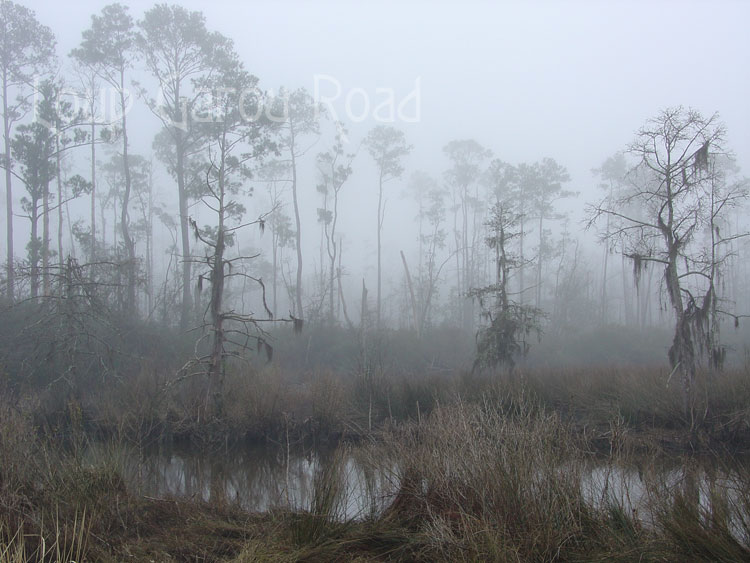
[364,125,411,329]
[138,4,230,328]
[443,139,491,330]
[316,125,354,322]
[258,159,292,317]
[190,55,277,411]
[70,62,105,264]
[49,79,88,294]
[592,152,627,324]
[13,80,85,299]
[71,3,137,313]
[0,0,55,300]
[529,157,573,309]
[13,85,55,298]
[274,88,321,320]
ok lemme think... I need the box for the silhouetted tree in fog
[316,124,355,323]
[588,107,748,419]
[72,2,137,313]
[471,200,542,374]
[592,152,628,325]
[257,159,292,317]
[443,139,491,330]
[187,51,279,414]
[365,125,411,329]
[406,170,448,333]
[274,87,321,321]
[13,80,86,299]
[0,0,55,300]
[12,82,55,298]
[528,157,574,309]
[137,3,230,327]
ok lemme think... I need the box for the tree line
[1,1,748,413]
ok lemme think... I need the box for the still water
[88,441,750,535]
[91,442,394,519]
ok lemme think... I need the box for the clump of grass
[646,460,750,561]
[0,524,26,563]
[0,511,89,563]
[368,400,591,559]
[288,447,351,546]
[354,398,678,561]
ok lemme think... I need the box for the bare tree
[528,158,574,310]
[405,171,448,334]
[588,107,747,418]
[257,159,292,317]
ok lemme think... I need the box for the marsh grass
[362,400,605,560]
[287,447,351,546]
[329,399,750,561]
[3,363,750,561]
[0,512,88,563]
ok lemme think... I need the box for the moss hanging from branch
[693,141,710,175]
[625,252,648,290]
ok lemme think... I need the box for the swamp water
[86,441,750,538]
[88,442,394,520]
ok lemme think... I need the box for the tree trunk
[209,198,225,384]
[174,77,192,329]
[146,163,154,312]
[400,250,420,338]
[290,126,303,319]
[536,213,544,309]
[329,247,336,322]
[600,212,610,324]
[360,279,368,371]
[621,251,631,325]
[57,153,63,272]
[327,182,340,323]
[90,103,96,264]
[461,185,470,330]
[518,200,525,304]
[376,170,383,330]
[119,76,135,314]
[338,240,354,330]
[3,69,14,300]
[30,202,39,298]
[43,172,50,296]
[177,142,191,327]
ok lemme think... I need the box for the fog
[4,4,750,558]
[3,0,750,364]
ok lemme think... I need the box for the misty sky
[14,0,750,304]
[31,0,748,180]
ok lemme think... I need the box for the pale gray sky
[16,0,750,313]
[33,0,750,189]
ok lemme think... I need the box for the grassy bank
[2,398,750,561]
[40,362,750,454]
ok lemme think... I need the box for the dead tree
[587,107,748,420]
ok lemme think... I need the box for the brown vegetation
[2,361,750,561]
